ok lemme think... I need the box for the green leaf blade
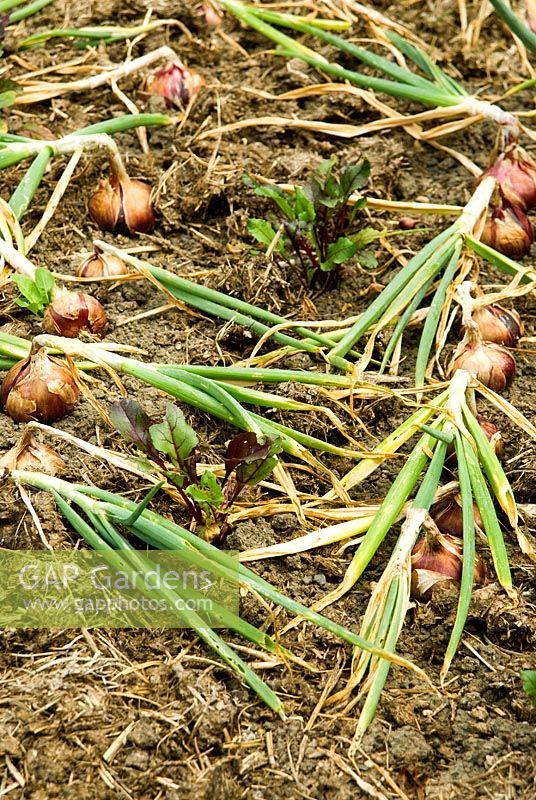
[149,404,198,467]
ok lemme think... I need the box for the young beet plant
[110,398,281,543]
[245,158,380,289]
[10,267,55,317]
[521,670,536,708]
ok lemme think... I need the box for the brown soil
[0,1,535,799]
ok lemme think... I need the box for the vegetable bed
[0,1,534,798]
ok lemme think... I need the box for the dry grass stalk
[14,46,177,105]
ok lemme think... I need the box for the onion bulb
[200,0,224,26]
[42,292,107,338]
[411,530,486,601]
[78,250,128,279]
[444,413,503,471]
[146,61,205,108]
[472,304,523,348]
[88,168,156,235]
[1,349,79,424]
[447,342,515,392]
[475,414,504,460]
[481,198,533,259]
[483,146,536,212]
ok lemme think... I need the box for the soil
[0,1,535,799]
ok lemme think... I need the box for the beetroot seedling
[110,398,281,543]
[246,158,380,290]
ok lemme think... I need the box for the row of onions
[210,1,535,737]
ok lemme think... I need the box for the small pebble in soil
[398,216,418,230]
[124,749,150,770]
[389,725,432,766]
[127,720,161,749]
[272,513,298,533]
[459,691,482,710]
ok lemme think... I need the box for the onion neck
[458,175,497,237]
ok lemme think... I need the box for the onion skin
[88,175,155,235]
[411,533,462,601]
[444,414,503,471]
[15,442,65,474]
[431,497,483,537]
[447,342,515,392]
[0,437,64,475]
[42,292,107,338]
[410,568,457,600]
[146,61,205,108]
[411,532,486,602]
[1,350,79,424]
[78,251,128,278]
[484,147,536,212]
[481,200,533,259]
[476,415,504,460]
[472,304,523,348]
